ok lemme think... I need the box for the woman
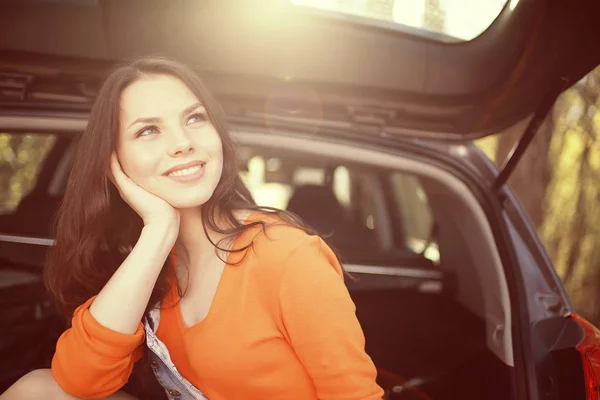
[2,57,384,400]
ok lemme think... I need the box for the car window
[240,154,384,258]
[241,154,443,265]
[0,133,56,215]
[389,172,439,263]
[241,154,355,217]
[1,138,438,269]
[354,173,377,230]
[291,0,508,41]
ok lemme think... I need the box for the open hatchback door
[2,1,600,399]
[1,0,600,148]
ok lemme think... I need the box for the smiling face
[116,74,223,209]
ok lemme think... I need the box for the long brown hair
[44,56,315,319]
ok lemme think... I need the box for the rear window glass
[240,154,383,259]
[389,172,439,263]
[291,0,509,41]
[0,133,56,215]
[240,152,440,266]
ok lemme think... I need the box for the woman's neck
[175,207,240,270]
[176,207,215,268]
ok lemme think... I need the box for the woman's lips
[165,163,206,183]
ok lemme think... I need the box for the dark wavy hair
[44,56,316,319]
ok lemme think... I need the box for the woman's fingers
[107,152,176,224]
[110,153,125,184]
[110,152,136,198]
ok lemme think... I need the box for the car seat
[286,184,378,259]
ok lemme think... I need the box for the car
[1,0,600,399]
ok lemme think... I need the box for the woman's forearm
[89,222,178,334]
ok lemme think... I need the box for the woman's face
[116,74,223,209]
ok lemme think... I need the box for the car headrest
[286,184,345,232]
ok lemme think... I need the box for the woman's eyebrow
[127,103,204,129]
[128,116,160,129]
[182,102,203,116]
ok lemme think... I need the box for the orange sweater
[51,217,384,399]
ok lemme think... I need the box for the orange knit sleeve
[51,296,145,399]
[278,235,384,400]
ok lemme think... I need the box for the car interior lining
[1,115,515,399]
[234,128,514,367]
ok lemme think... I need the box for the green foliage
[540,69,600,321]
[476,66,600,324]
[0,133,55,214]
[474,135,498,163]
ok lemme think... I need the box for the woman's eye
[137,126,159,137]
[187,112,207,126]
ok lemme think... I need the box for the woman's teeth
[167,165,202,177]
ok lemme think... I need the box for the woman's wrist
[141,221,179,255]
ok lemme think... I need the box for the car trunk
[0,253,508,400]
[0,121,513,399]
[351,288,510,399]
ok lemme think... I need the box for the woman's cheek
[119,151,155,185]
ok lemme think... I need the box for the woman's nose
[168,127,195,156]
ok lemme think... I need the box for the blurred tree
[480,66,600,325]
[495,114,554,229]
[0,133,55,214]
[424,0,445,32]
[540,69,600,323]
[365,0,394,20]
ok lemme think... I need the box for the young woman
[1,57,384,400]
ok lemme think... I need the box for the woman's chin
[164,192,215,210]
